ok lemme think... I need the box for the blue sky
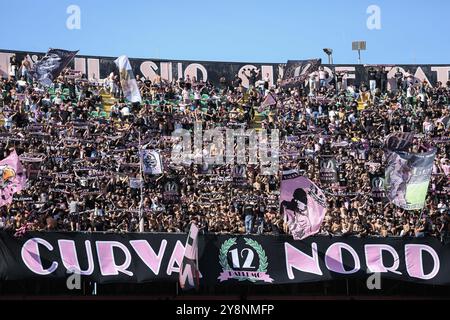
[0,0,448,64]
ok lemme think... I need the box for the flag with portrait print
[0,151,27,207]
[280,171,327,240]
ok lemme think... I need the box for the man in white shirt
[52,93,63,106]
[120,104,130,121]
[318,66,328,88]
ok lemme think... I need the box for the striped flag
[179,223,200,290]
[114,55,142,103]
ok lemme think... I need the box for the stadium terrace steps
[100,91,116,113]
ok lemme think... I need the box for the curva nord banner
[2,49,450,88]
[1,231,449,285]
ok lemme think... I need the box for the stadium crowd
[0,57,449,239]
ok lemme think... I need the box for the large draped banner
[384,133,436,210]
[1,231,449,286]
[280,171,327,240]
[31,48,78,87]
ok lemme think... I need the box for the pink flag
[258,93,277,112]
[0,151,27,207]
[280,171,327,240]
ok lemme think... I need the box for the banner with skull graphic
[140,150,163,175]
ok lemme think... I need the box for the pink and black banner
[280,171,327,240]
[0,232,449,285]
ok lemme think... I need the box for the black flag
[281,59,321,88]
[31,48,78,87]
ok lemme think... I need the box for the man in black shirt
[380,67,389,93]
[368,67,377,93]
[394,68,404,92]
[336,72,345,91]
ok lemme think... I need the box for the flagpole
[138,131,144,233]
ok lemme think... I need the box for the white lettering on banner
[95,241,134,277]
[21,238,58,275]
[166,240,185,275]
[160,62,172,82]
[74,57,86,75]
[387,66,407,91]
[73,58,100,80]
[87,58,100,80]
[431,66,450,84]
[177,63,183,80]
[140,61,159,82]
[58,239,95,275]
[184,63,207,81]
[364,244,402,275]
[284,242,323,279]
[130,240,167,275]
[325,242,361,274]
[405,244,440,280]
[414,67,431,84]
[261,65,274,87]
[0,52,13,78]
[14,237,444,283]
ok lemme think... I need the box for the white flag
[114,55,142,103]
[141,150,163,175]
[129,177,142,189]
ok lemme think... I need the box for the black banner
[1,231,450,286]
[30,48,78,87]
[370,173,387,202]
[319,156,338,184]
[3,49,450,88]
[232,165,247,188]
[281,59,321,87]
[163,178,181,203]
